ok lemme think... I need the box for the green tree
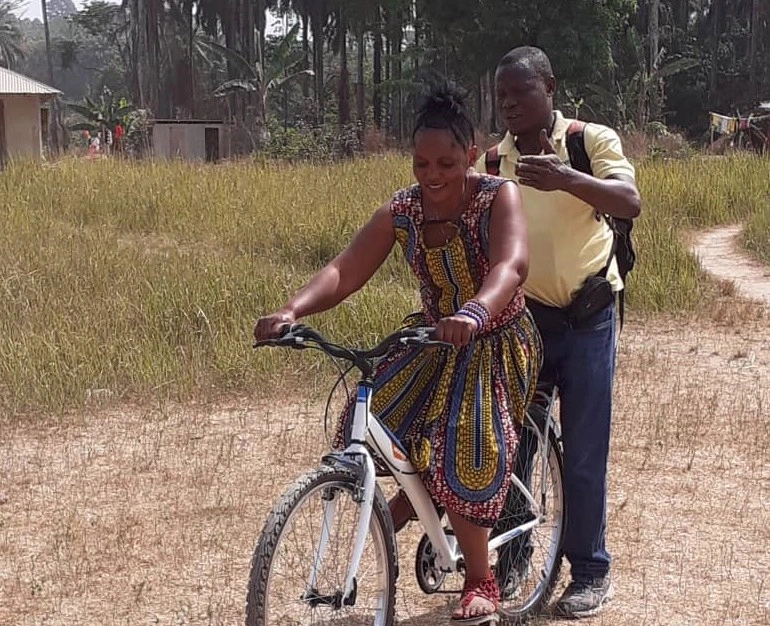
[0,1,24,69]
[47,0,75,20]
[57,1,130,99]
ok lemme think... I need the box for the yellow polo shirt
[476,111,635,308]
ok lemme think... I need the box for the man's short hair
[497,46,554,81]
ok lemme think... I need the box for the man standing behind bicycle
[476,47,641,618]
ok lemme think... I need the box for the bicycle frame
[313,380,559,604]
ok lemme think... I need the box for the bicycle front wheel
[245,465,397,626]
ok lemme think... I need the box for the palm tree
[40,0,66,154]
[41,0,55,84]
[126,0,163,114]
[307,0,329,121]
[0,0,24,69]
[329,2,351,127]
[275,0,312,99]
[749,0,761,100]
[167,0,231,118]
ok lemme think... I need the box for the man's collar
[497,110,567,156]
[550,110,569,143]
[497,131,516,156]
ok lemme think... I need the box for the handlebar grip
[253,323,306,348]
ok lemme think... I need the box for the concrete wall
[1,95,43,160]
[151,123,229,161]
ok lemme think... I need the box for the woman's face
[412,128,476,207]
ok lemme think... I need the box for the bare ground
[691,225,770,306]
[1,307,769,626]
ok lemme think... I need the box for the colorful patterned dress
[338,174,542,527]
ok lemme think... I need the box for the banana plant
[68,87,136,150]
[586,52,700,130]
[203,22,314,147]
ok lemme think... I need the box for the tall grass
[0,157,416,415]
[1,154,768,415]
[744,208,770,264]
[632,155,770,311]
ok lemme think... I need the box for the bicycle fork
[305,387,378,608]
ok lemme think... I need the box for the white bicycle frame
[307,381,559,604]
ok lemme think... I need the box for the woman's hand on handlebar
[254,308,296,341]
[434,314,477,348]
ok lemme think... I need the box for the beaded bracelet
[456,299,491,331]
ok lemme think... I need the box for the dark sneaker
[554,576,614,618]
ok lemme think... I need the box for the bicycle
[247,324,565,625]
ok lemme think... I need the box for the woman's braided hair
[412,81,475,149]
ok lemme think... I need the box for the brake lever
[422,339,455,349]
[401,336,454,349]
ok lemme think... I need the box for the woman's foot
[451,574,500,624]
[388,490,416,533]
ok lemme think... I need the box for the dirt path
[2,317,769,626]
[691,225,770,306]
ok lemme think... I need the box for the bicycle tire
[245,464,398,626]
[497,425,565,624]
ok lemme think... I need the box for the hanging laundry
[709,112,738,134]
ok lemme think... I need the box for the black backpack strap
[485,145,501,176]
[565,120,592,175]
[566,120,626,331]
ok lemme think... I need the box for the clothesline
[709,111,770,134]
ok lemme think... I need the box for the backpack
[484,120,636,328]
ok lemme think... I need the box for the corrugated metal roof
[0,67,61,96]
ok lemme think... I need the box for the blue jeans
[493,302,616,583]
[534,301,616,582]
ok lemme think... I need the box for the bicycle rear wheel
[493,419,565,623]
[245,465,397,626]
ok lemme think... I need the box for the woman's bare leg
[449,511,497,620]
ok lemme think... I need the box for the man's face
[495,63,554,136]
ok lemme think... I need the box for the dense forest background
[1,0,769,155]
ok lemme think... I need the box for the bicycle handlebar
[253,324,451,372]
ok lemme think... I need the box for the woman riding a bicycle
[254,82,542,625]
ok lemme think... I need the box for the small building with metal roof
[0,67,61,166]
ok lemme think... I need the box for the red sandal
[451,573,500,625]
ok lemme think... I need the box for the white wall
[152,124,228,160]
[2,95,43,160]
